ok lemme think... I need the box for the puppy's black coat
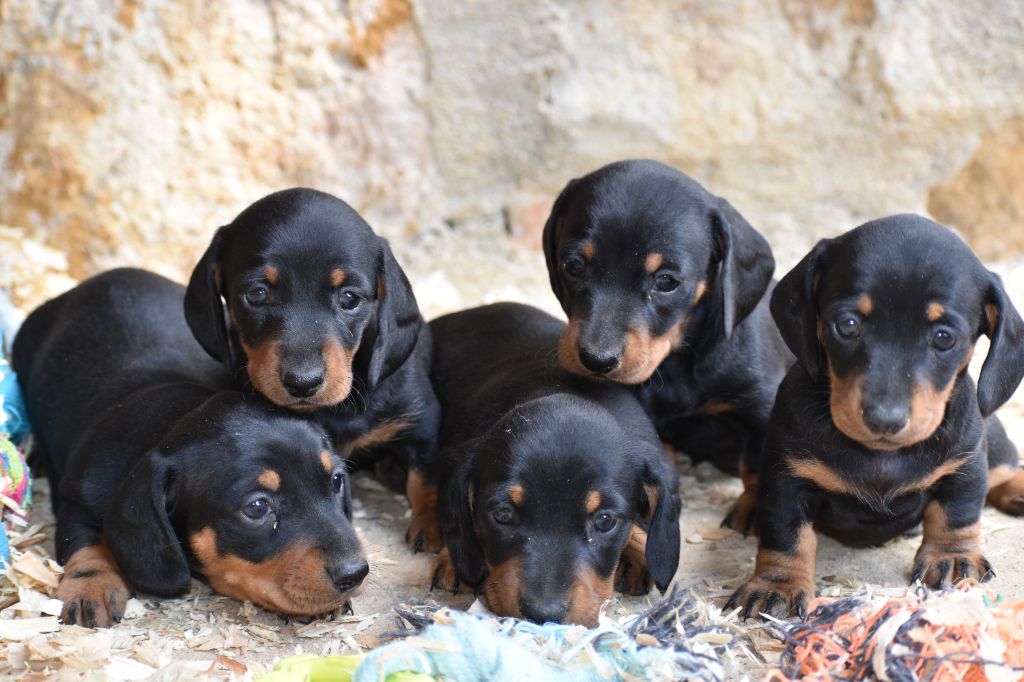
[726,215,1024,620]
[13,269,366,627]
[542,160,790,533]
[185,188,442,551]
[430,303,681,626]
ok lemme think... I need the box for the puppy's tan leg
[614,523,652,595]
[406,469,443,553]
[987,466,1024,516]
[912,501,992,588]
[722,460,759,536]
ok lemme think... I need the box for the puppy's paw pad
[912,549,993,589]
[725,577,813,621]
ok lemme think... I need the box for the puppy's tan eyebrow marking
[645,252,663,273]
[585,490,602,514]
[581,242,595,261]
[320,451,333,475]
[264,266,279,285]
[330,268,346,288]
[258,470,281,491]
[508,484,524,506]
[857,295,873,316]
[927,302,944,322]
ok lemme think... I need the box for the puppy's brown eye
[331,472,344,494]
[491,507,514,525]
[933,329,956,351]
[242,497,273,520]
[245,286,269,306]
[834,317,860,340]
[593,512,617,533]
[563,257,585,278]
[653,274,679,293]
[338,291,361,311]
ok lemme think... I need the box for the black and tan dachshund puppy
[13,269,367,627]
[185,188,443,551]
[543,160,790,532]
[727,215,1024,620]
[429,303,681,626]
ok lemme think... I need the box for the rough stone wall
[1,0,1023,312]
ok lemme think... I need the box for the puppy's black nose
[282,370,325,398]
[520,598,569,624]
[862,403,908,436]
[579,349,620,374]
[328,560,369,593]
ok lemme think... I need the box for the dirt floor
[3,223,1024,679]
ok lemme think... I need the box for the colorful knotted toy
[0,349,31,567]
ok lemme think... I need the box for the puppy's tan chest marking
[342,418,412,453]
[785,455,966,501]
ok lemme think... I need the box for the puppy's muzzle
[327,559,369,594]
[578,348,621,375]
[282,367,326,398]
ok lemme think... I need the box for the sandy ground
[3,223,1024,679]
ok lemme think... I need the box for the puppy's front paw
[987,468,1024,516]
[721,491,758,536]
[614,524,652,596]
[430,547,465,593]
[406,511,444,554]
[725,575,814,621]
[57,571,130,628]
[722,465,759,536]
[57,544,131,628]
[911,545,994,589]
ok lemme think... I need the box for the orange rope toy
[767,582,1024,682]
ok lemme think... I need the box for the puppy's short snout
[520,598,569,624]
[862,402,909,436]
[282,368,325,398]
[327,559,369,593]
[578,348,620,375]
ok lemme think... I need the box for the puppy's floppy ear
[104,451,191,597]
[771,240,830,382]
[184,226,235,369]
[639,446,681,593]
[353,238,421,393]
[978,273,1024,416]
[542,179,579,308]
[437,448,486,588]
[707,198,775,339]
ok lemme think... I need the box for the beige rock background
[1,0,1023,316]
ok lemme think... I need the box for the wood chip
[636,633,659,647]
[11,553,58,589]
[212,654,247,675]
[0,616,60,641]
